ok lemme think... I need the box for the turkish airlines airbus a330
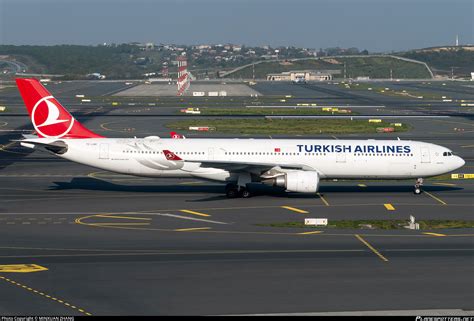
[15,78,465,198]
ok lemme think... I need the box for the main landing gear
[414,178,424,195]
[225,183,252,198]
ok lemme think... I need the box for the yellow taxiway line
[432,182,457,187]
[424,191,447,205]
[0,264,48,273]
[0,276,92,315]
[355,234,389,262]
[174,227,211,232]
[95,214,151,220]
[423,232,447,237]
[91,223,150,226]
[179,209,211,217]
[317,193,330,206]
[281,206,309,214]
[298,231,324,235]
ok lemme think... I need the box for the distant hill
[223,56,432,79]
[2,44,469,80]
[0,44,164,79]
[400,46,474,78]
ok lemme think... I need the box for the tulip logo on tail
[32,96,74,138]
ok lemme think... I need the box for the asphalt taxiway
[0,80,472,315]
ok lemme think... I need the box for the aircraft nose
[456,156,465,169]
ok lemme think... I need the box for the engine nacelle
[270,171,319,193]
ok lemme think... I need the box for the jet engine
[263,171,319,193]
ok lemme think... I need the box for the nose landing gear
[414,178,424,195]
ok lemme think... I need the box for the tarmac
[115,82,261,97]
[0,80,472,315]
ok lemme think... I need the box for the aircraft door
[99,143,109,159]
[208,147,215,160]
[420,147,430,163]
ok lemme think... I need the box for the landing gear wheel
[240,188,252,198]
[414,178,424,195]
[225,184,239,198]
[414,187,422,195]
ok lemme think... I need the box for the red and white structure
[161,65,169,78]
[176,55,190,96]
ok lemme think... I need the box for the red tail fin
[170,131,185,139]
[15,78,103,139]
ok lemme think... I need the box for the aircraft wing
[163,150,313,175]
[191,159,303,169]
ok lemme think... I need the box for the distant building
[267,70,339,81]
[261,54,278,60]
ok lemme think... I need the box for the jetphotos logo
[31,96,74,138]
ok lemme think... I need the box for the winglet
[163,150,182,161]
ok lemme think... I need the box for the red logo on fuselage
[31,96,74,138]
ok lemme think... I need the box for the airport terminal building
[267,69,340,81]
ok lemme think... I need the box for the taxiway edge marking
[0,276,92,315]
[355,234,389,262]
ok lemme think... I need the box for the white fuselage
[35,137,465,183]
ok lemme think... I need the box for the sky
[0,0,472,52]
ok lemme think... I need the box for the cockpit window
[443,152,453,156]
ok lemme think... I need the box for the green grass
[257,220,474,230]
[227,59,336,79]
[401,48,474,77]
[338,82,446,100]
[166,119,409,135]
[189,107,356,116]
[336,56,431,79]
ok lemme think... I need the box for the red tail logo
[16,78,103,139]
[163,150,182,161]
[32,96,74,138]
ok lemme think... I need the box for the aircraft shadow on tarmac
[50,177,463,201]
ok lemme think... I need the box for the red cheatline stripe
[178,66,187,72]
